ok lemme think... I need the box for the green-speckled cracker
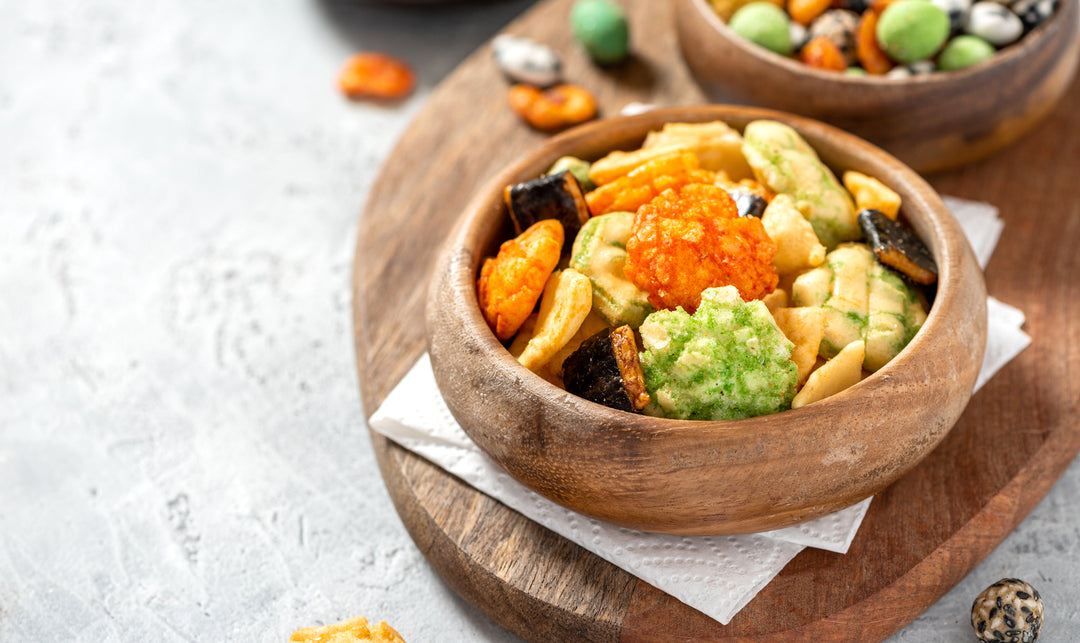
[742,120,859,249]
[570,211,654,328]
[638,286,797,420]
[791,243,926,371]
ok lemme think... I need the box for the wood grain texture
[351,0,1080,639]
[675,0,1080,174]
[425,105,987,536]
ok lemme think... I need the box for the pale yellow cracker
[641,121,755,181]
[842,170,901,220]
[760,288,789,313]
[791,340,865,408]
[291,615,406,643]
[761,194,827,275]
[517,268,593,371]
[790,266,831,308]
[510,311,611,385]
[772,307,826,384]
[587,146,691,186]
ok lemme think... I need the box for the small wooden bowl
[675,0,1080,174]
[426,105,987,536]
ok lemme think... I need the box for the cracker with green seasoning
[742,120,859,249]
[570,211,654,328]
[791,243,927,372]
[638,286,798,420]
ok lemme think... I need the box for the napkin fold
[368,197,1029,625]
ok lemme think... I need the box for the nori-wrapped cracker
[562,325,650,413]
[858,208,938,285]
[503,170,590,247]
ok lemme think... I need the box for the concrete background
[1,1,1076,641]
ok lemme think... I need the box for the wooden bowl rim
[438,104,977,438]
[685,0,1077,87]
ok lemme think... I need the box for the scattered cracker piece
[291,615,406,643]
[508,83,597,131]
[338,53,415,100]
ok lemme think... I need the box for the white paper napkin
[368,197,1029,625]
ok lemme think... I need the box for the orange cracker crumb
[291,615,406,643]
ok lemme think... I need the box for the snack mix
[715,0,1058,74]
[477,119,939,420]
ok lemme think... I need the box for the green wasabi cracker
[570,211,654,328]
[638,286,798,420]
[742,120,859,249]
[791,243,926,371]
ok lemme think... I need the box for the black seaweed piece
[562,327,635,413]
[858,208,938,284]
[504,170,589,245]
[836,0,870,13]
[732,191,767,218]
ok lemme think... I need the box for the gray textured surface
[0,1,1076,641]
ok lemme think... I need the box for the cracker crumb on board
[291,615,406,643]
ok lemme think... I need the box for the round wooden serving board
[351,1,1080,640]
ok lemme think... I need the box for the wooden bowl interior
[427,105,987,535]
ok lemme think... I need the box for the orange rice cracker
[624,183,777,312]
[585,151,715,216]
[478,219,564,341]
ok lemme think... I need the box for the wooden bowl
[425,105,987,536]
[675,0,1080,174]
